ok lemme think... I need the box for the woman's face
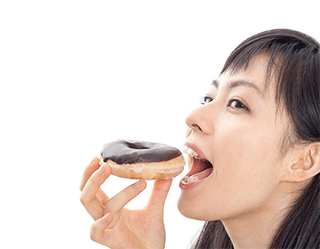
[178,55,290,221]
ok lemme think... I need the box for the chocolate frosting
[101,139,182,164]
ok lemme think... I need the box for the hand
[80,157,173,249]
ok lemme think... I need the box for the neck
[222,209,281,249]
[221,182,303,249]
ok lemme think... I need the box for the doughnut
[100,139,185,180]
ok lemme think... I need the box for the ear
[281,143,320,182]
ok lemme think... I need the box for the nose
[185,104,213,135]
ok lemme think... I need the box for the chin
[177,193,208,221]
[177,191,236,222]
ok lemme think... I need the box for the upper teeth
[183,147,200,159]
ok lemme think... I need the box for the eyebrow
[212,79,264,98]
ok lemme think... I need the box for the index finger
[80,157,101,191]
[80,164,111,220]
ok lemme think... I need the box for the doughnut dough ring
[100,156,185,180]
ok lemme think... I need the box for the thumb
[146,179,173,216]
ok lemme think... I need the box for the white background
[1,1,320,248]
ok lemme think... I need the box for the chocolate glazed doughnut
[100,140,185,180]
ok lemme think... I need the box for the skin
[80,54,320,248]
[79,157,172,249]
[178,55,309,248]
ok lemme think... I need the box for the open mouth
[179,146,213,189]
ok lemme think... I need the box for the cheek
[215,121,278,169]
[215,127,279,197]
[200,125,281,219]
[215,121,279,185]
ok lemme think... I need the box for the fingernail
[134,180,143,189]
[102,213,112,225]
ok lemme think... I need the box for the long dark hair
[193,29,320,249]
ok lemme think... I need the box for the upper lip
[184,141,209,161]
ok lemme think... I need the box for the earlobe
[284,143,320,182]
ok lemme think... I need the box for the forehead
[218,55,273,95]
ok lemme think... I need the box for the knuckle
[79,193,87,205]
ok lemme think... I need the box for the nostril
[191,124,202,132]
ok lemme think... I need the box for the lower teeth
[182,176,199,184]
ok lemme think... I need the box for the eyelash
[200,96,213,105]
[227,99,249,111]
[200,96,249,111]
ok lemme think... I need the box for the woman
[80,29,320,248]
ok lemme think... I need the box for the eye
[200,96,213,105]
[227,99,249,111]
